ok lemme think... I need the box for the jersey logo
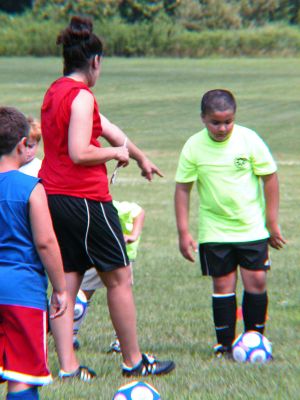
[234,156,249,169]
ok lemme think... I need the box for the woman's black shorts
[47,195,129,274]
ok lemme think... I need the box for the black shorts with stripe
[199,239,270,277]
[47,195,129,274]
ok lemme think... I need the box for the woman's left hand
[138,157,163,181]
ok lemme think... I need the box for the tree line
[1,0,300,29]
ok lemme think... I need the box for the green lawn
[0,57,299,399]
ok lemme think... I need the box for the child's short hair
[0,107,29,157]
[201,89,236,116]
[27,116,42,143]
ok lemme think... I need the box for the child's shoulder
[113,200,141,214]
[1,170,39,196]
[233,124,266,146]
[12,169,39,183]
[184,128,207,146]
[234,124,258,136]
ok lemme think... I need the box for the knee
[105,268,132,290]
[245,273,267,293]
[213,276,236,294]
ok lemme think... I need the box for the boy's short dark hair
[201,89,237,116]
[0,107,29,157]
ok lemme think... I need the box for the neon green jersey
[175,124,277,243]
[113,200,142,261]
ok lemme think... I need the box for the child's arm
[124,208,145,244]
[175,182,197,262]
[29,183,67,318]
[101,114,163,181]
[262,172,286,249]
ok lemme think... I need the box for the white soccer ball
[112,381,161,400]
[74,289,88,321]
[232,331,272,363]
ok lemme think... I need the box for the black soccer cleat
[213,344,233,360]
[107,338,121,354]
[59,365,97,382]
[122,353,175,377]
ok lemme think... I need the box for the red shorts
[0,304,52,386]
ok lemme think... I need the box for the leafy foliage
[4,0,300,26]
[118,0,179,22]
[1,0,300,56]
[32,0,120,21]
[0,0,32,13]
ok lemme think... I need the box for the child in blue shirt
[0,107,67,400]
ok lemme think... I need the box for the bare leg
[50,271,82,372]
[72,289,95,345]
[240,268,267,293]
[99,266,141,367]
[212,270,237,293]
[7,382,33,393]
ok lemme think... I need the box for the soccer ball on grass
[232,331,272,363]
[112,381,161,400]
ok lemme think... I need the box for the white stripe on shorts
[99,202,127,266]
[84,199,95,264]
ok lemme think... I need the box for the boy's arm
[101,114,163,181]
[175,182,197,262]
[261,172,286,249]
[124,208,145,244]
[29,183,67,318]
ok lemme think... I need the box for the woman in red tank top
[41,16,175,381]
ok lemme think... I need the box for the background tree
[32,0,121,20]
[175,0,241,31]
[118,0,179,22]
[274,0,300,23]
[0,0,32,13]
[240,0,278,26]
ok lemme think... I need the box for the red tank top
[39,77,112,202]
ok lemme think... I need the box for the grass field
[0,57,299,399]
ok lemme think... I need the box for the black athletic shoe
[59,365,97,382]
[107,338,121,353]
[122,353,175,377]
[213,344,232,359]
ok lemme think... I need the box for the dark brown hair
[201,89,237,116]
[57,16,103,75]
[0,107,29,157]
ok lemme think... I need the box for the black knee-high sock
[212,293,237,349]
[242,291,268,334]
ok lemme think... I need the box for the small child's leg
[6,387,39,400]
[212,293,237,350]
[73,290,94,348]
[242,291,268,334]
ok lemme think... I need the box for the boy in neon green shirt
[175,89,285,357]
